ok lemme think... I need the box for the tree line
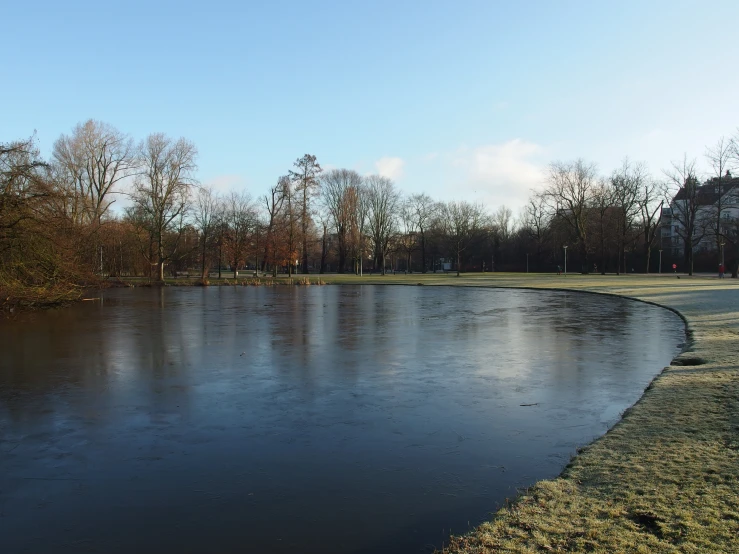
[2,120,739,306]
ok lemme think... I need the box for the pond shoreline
[7,273,737,551]
[105,273,737,551]
[427,274,737,553]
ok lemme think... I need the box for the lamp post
[659,249,663,274]
[526,253,529,274]
[563,245,568,277]
[720,241,725,266]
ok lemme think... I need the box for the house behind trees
[661,171,739,263]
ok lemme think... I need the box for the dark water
[0,286,683,553]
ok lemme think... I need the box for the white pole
[563,246,568,276]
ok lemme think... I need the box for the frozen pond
[0,285,684,553]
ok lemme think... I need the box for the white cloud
[206,174,246,192]
[469,139,545,185]
[374,156,405,180]
[434,139,548,212]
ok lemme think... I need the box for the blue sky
[2,0,738,212]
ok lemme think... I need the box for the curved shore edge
[100,273,738,551]
[426,275,739,553]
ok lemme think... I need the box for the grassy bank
[114,272,739,551]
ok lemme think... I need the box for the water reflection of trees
[0,287,680,433]
[0,288,202,427]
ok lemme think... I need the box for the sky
[2,0,738,214]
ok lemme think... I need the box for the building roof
[672,176,739,205]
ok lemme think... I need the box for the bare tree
[705,137,734,255]
[590,179,615,274]
[1,136,48,239]
[492,205,513,241]
[407,193,436,272]
[541,159,598,272]
[398,197,417,272]
[636,176,663,273]
[128,133,197,282]
[223,191,256,279]
[282,176,300,277]
[365,175,400,274]
[439,201,486,276]
[317,211,330,274]
[289,154,322,273]
[348,183,370,274]
[490,205,513,270]
[521,193,550,270]
[261,177,286,276]
[193,186,220,280]
[663,155,705,275]
[610,159,647,274]
[52,120,136,225]
[1,135,93,305]
[321,168,362,273]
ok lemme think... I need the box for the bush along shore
[113,275,328,287]
[1,274,90,312]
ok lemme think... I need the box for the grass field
[116,272,739,552]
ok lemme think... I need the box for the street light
[563,245,568,277]
[659,249,663,274]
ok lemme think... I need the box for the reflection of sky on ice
[0,286,684,554]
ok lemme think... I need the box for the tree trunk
[218,242,222,279]
[201,236,208,280]
[579,240,588,274]
[149,241,154,280]
[421,234,427,273]
[157,240,165,282]
[644,247,651,274]
[320,226,328,274]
